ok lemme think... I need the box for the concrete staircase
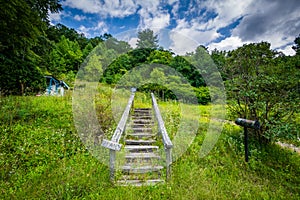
[117,108,164,186]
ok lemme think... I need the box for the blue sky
[49,0,300,55]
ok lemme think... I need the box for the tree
[47,23,88,49]
[211,49,227,80]
[136,29,159,49]
[224,42,300,143]
[147,50,173,65]
[0,0,62,95]
[48,36,83,77]
[292,34,300,55]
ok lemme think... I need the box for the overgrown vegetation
[0,94,299,199]
[1,2,299,198]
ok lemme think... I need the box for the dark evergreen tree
[136,29,159,49]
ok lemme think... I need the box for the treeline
[92,33,300,143]
[0,0,111,95]
[0,1,299,143]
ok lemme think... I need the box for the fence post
[109,149,116,181]
[166,147,172,181]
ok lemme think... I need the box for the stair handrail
[111,92,135,143]
[151,93,173,180]
[101,91,135,181]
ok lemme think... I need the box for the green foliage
[48,35,83,79]
[170,55,205,88]
[0,0,62,95]
[0,95,299,199]
[292,34,300,55]
[102,48,154,84]
[101,46,208,104]
[211,49,227,80]
[224,42,300,142]
[136,29,159,49]
[47,23,88,48]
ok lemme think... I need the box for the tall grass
[0,93,299,199]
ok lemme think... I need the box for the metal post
[244,127,249,162]
[109,149,116,181]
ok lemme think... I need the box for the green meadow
[0,92,299,199]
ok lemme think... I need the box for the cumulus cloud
[169,17,220,55]
[78,21,108,37]
[60,0,300,55]
[277,44,296,56]
[202,0,252,29]
[63,0,102,14]
[48,10,71,24]
[74,14,86,21]
[208,36,244,52]
[169,30,199,55]
[168,0,300,55]
[138,10,170,32]
[128,37,138,48]
[233,0,300,41]
[63,0,139,18]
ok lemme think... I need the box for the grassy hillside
[0,94,299,199]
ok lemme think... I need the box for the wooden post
[166,147,172,181]
[244,127,249,162]
[109,149,116,181]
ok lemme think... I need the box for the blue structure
[45,75,70,96]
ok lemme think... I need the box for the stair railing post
[166,147,172,181]
[109,149,116,181]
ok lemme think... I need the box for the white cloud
[48,10,71,24]
[230,0,300,50]
[169,30,199,55]
[175,0,300,55]
[128,37,138,48]
[171,2,179,18]
[74,14,86,21]
[63,0,102,14]
[167,0,177,5]
[208,36,244,52]
[49,11,62,22]
[61,0,300,55]
[166,0,250,55]
[78,25,91,38]
[139,11,170,33]
[63,0,140,18]
[202,0,252,29]
[277,45,296,56]
[169,18,220,55]
[78,21,108,38]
